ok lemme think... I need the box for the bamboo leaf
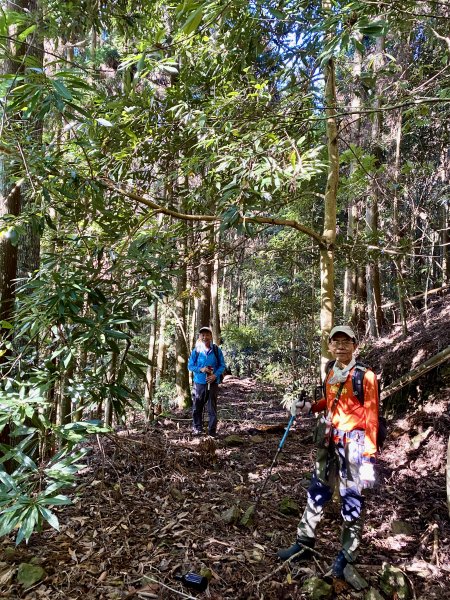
[182,6,203,35]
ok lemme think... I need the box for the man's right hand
[291,398,312,417]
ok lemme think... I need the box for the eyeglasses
[330,340,354,347]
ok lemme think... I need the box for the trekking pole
[201,384,210,433]
[203,367,212,431]
[252,413,295,515]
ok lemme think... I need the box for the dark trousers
[192,382,218,434]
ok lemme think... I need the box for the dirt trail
[2,376,449,599]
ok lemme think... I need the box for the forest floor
[1,364,450,599]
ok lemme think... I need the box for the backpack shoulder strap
[352,361,371,404]
[325,359,336,374]
[354,360,369,371]
[322,359,336,396]
[212,344,220,364]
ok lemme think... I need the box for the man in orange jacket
[277,325,379,580]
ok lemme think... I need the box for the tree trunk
[442,203,449,285]
[154,302,167,414]
[211,226,221,344]
[144,302,158,420]
[365,36,386,338]
[59,361,75,426]
[320,0,339,368]
[196,228,212,329]
[0,0,28,355]
[73,348,88,422]
[0,183,20,330]
[174,232,191,410]
[17,0,43,282]
[227,265,234,324]
[439,147,450,285]
[343,37,362,324]
[104,352,118,428]
[392,110,408,336]
[219,261,227,328]
[447,434,450,518]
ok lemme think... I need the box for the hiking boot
[277,538,315,562]
[192,429,202,436]
[329,550,348,580]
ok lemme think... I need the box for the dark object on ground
[174,572,208,592]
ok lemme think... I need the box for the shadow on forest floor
[1,371,449,599]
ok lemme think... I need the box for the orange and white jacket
[312,366,379,459]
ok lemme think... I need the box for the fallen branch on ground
[381,346,450,401]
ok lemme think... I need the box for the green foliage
[153,380,177,411]
[221,324,285,379]
[0,387,108,544]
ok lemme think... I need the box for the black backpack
[193,344,223,384]
[324,360,387,452]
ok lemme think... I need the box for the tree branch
[100,179,326,248]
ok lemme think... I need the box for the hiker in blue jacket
[188,326,226,437]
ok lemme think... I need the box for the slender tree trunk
[211,226,221,344]
[227,267,234,324]
[0,0,28,356]
[439,146,450,285]
[144,302,158,420]
[154,302,167,414]
[219,262,227,327]
[17,0,42,282]
[104,351,118,427]
[59,356,76,427]
[0,183,20,330]
[365,36,386,337]
[196,228,212,329]
[344,38,362,324]
[320,0,339,367]
[174,227,191,409]
[442,203,449,285]
[90,0,98,65]
[355,266,367,335]
[392,110,408,336]
[236,274,243,328]
[73,348,88,422]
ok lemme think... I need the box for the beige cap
[329,325,356,341]
[198,326,213,335]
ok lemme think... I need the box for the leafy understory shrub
[153,380,178,411]
[0,388,110,544]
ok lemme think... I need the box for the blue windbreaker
[188,344,226,384]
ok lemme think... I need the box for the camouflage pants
[296,429,366,562]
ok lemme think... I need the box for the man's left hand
[359,462,376,489]
[206,372,216,384]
